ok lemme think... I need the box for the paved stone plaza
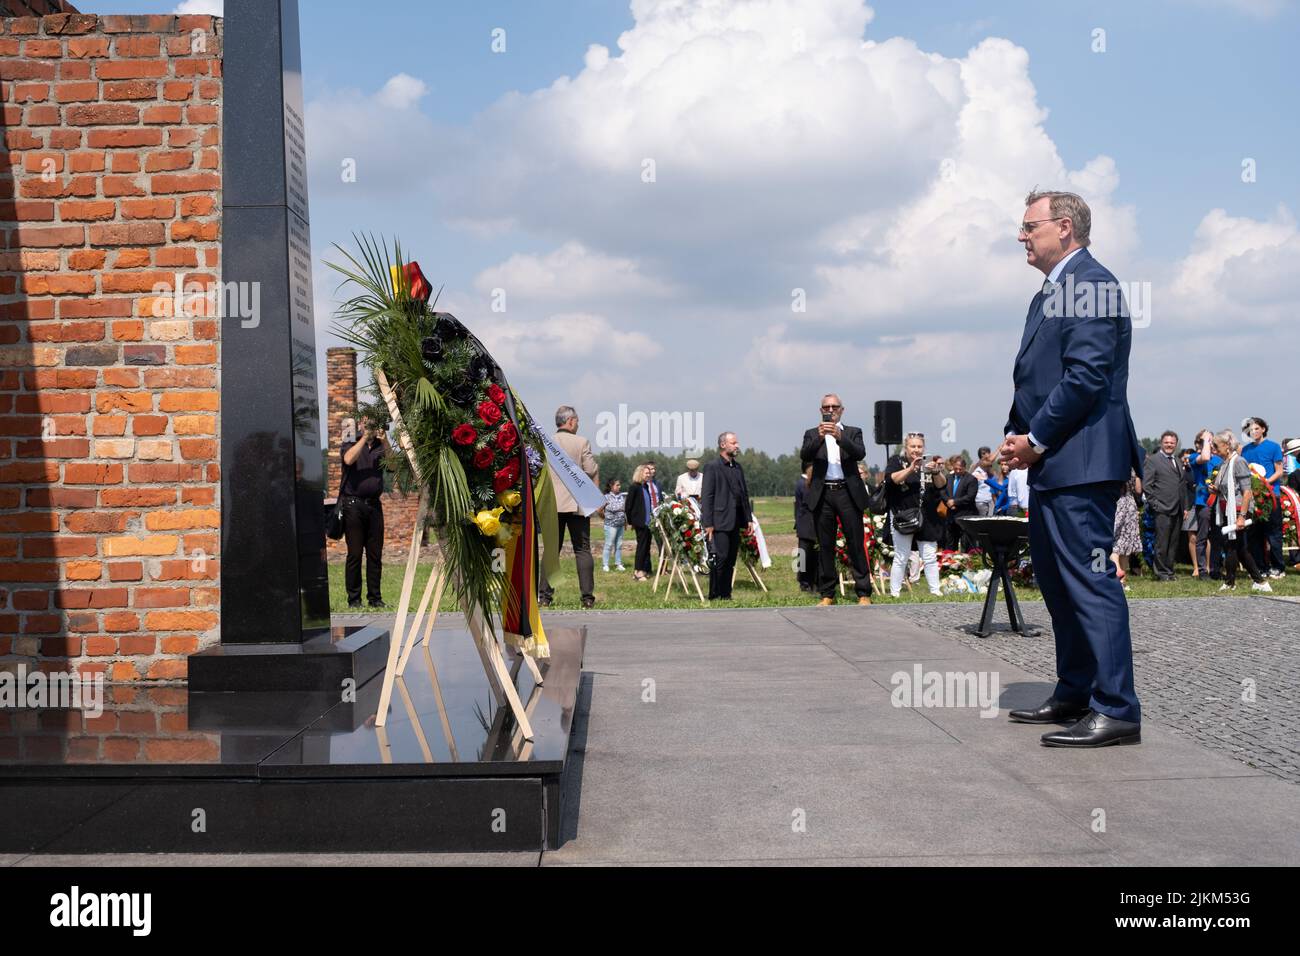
[891,596,1300,786]
[7,599,1298,867]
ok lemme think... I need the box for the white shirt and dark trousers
[800,423,873,599]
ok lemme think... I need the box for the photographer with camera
[885,432,947,598]
[341,413,390,609]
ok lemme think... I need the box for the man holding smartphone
[800,393,873,605]
[341,414,390,609]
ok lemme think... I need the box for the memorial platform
[0,626,585,855]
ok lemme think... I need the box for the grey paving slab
[581,628,820,647]
[11,852,539,867]
[1031,776,1300,866]
[578,673,953,755]
[544,851,1114,867]
[548,743,1102,865]
[776,607,979,661]
[0,855,27,867]
[892,598,1300,783]
[851,658,1271,785]
[553,610,822,645]
[581,640,863,684]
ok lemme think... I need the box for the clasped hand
[1000,434,1041,470]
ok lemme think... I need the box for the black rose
[467,354,491,382]
[434,312,467,340]
[420,334,444,363]
[449,382,476,406]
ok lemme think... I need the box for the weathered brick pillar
[325,346,354,496]
[0,12,223,681]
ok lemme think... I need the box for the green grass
[329,496,1300,612]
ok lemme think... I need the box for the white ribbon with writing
[529,416,605,517]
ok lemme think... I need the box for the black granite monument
[188,0,387,691]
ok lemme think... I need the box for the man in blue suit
[1001,190,1145,747]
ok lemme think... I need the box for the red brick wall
[325,345,354,497]
[0,12,222,682]
[325,345,427,560]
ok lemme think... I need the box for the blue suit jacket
[1004,248,1144,492]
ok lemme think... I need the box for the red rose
[493,459,519,492]
[472,446,494,469]
[452,424,477,446]
[477,400,502,427]
[495,421,518,452]
[486,383,506,405]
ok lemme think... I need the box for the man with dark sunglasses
[800,394,873,605]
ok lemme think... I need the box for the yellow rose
[498,490,522,510]
[473,507,504,537]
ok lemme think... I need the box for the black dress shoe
[1008,696,1091,724]
[1041,712,1141,748]
[347,600,362,609]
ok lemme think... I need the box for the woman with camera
[885,432,947,598]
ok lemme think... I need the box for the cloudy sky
[95,0,1299,463]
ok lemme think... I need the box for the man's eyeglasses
[1018,217,1063,237]
[820,404,842,411]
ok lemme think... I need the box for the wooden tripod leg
[652,524,669,592]
[662,548,679,600]
[510,682,544,759]
[396,554,441,677]
[420,566,449,647]
[748,560,767,592]
[375,491,429,727]
[521,653,544,684]
[686,560,706,604]
[422,644,459,762]
[477,617,534,741]
[463,598,505,706]
[395,677,433,763]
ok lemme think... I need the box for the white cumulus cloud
[173,0,223,15]
[473,241,677,307]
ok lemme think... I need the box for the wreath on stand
[328,235,554,658]
[654,498,709,573]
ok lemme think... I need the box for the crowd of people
[1119,420,1300,592]
[334,401,1298,609]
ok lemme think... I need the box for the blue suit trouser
[1028,482,1141,722]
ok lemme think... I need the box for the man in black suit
[800,393,872,606]
[945,454,980,550]
[793,465,817,592]
[1142,430,1185,581]
[700,431,753,600]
